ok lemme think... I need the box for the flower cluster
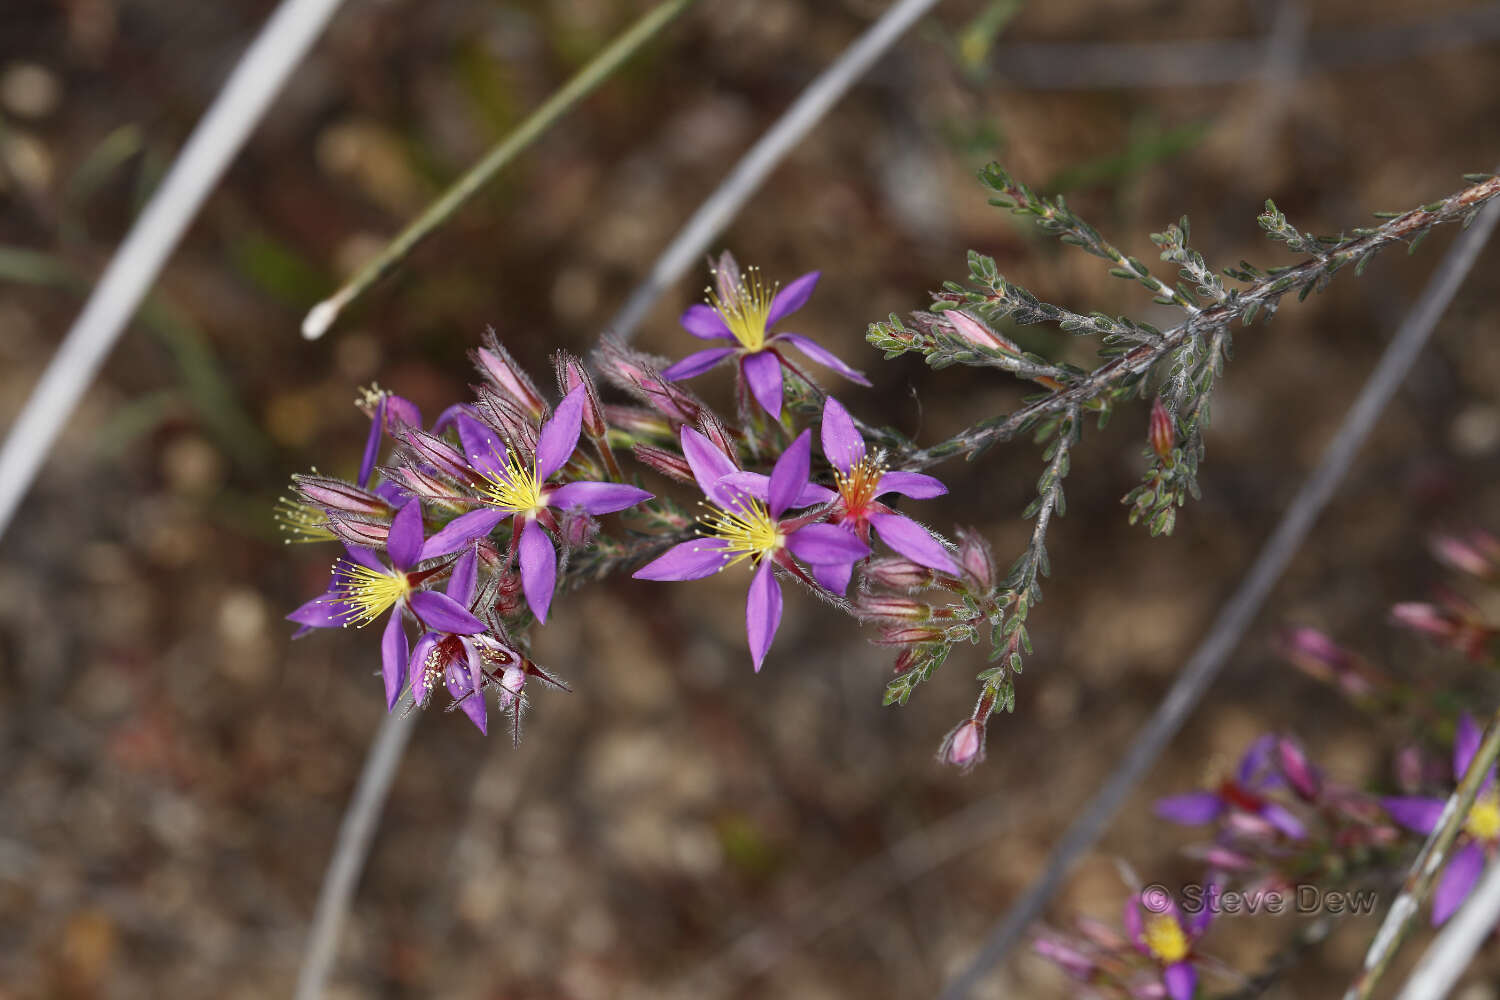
[283,255,964,739]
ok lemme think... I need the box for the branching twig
[300,0,701,340]
[1345,706,1500,1000]
[935,175,1500,1000]
[0,0,347,541]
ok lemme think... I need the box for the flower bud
[594,338,703,424]
[1277,737,1322,801]
[326,513,390,548]
[605,405,673,442]
[472,328,546,418]
[1430,532,1495,578]
[294,475,392,517]
[633,444,694,483]
[946,310,1018,353]
[554,350,608,440]
[855,593,931,623]
[941,718,986,768]
[874,623,945,646]
[394,425,473,483]
[1032,933,1096,982]
[695,413,737,463]
[863,557,935,591]
[956,527,994,590]
[497,662,527,710]
[1149,397,1175,464]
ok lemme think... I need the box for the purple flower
[662,255,869,418]
[403,545,520,733]
[356,386,421,487]
[721,396,956,594]
[419,385,653,624]
[1154,734,1307,841]
[1383,713,1500,925]
[632,427,870,671]
[1123,890,1211,1000]
[286,501,486,701]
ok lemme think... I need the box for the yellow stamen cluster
[477,453,545,516]
[331,561,411,628]
[698,498,783,569]
[355,382,388,410]
[274,497,336,544]
[1465,791,1500,842]
[1143,914,1190,964]
[834,455,887,512]
[708,265,777,352]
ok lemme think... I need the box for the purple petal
[717,471,834,508]
[518,519,558,623]
[681,427,741,508]
[1163,961,1196,1000]
[812,558,855,596]
[408,632,441,705]
[786,523,870,566]
[383,395,421,430]
[632,538,731,581]
[456,414,508,480]
[662,346,736,382]
[431,402,475,434]
[1123,898,1145,949]
[820,396,865,473]
[771,333,871,386]
[386,499,425,570]
[741,350,784,418]
[286,591,348,630]
[875,470,948,500]
[1383,796,1447,835]
[408,590,485,635]
[381,612,408,710]
[359,394,386,487]
[455,640,488,734]
[420,509,506,560]
[1238,733,1279,787]
[1455,713,1482,781]
[1433,840,1486,925]
[547,481,653,516]
[1260,802,1307,840]
[680,303,733,341]
[766,270,819,327]
[768,430,812,519]
[746,560,783,673]
[1154,793,1226,826]
[869,512,959,575]
[536,385,585,481]
[447,545,478,606]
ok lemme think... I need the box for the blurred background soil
[3,0,1500,996]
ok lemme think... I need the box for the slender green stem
[301,0,701,340]
[1344,706,1500,1000]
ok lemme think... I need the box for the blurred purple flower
[1382,713,1500,925]
[1123,890,1211,1000]
[632,427,869,671]
[287,501,486,701]
[420,385,652,624]
[1154,734,1307,840]
[662,254,869,418]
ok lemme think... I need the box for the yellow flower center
[477,453,545,517]
[698,499,783,569]
[274,497,336,543]
[1144,914,1189,964]
[331,561,411,628]
[1465,791,1500,842]
[834,456,886,514]
[709,265,777,352]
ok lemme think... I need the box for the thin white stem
[606,0,945,343]
[295,708,418,1000]
[0,0,347,540]
[1395,859,1500,1000]
[936,188,1500,1000]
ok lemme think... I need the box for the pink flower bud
[946,310,1018,353]
[1149,397,1175,463]
[855,593,931,623]
[956,527,994,590]
[471,329,546,418]
[1430,533,1495,578]
[942,719,986,768]
[1277,738,1322,801]
[605,406,673,441]
[696,413,737,463]
[1032,933,1096,981]
[326,513,389,547]
[633,445,694,483]
[554,351,608,439]
[863,557,935,591]
[874,623,945,646]
[294,475,391,517]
